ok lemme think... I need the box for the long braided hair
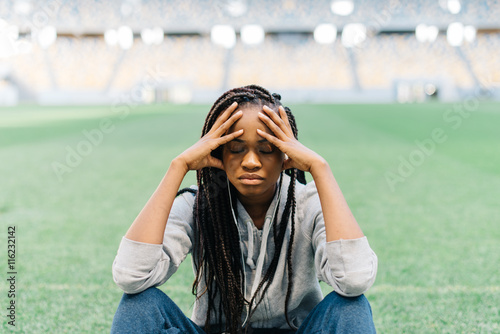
[179,85,306,333]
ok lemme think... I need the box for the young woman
[111,85,378,334]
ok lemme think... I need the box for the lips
[239,174,264,180]
[238,174,265,185]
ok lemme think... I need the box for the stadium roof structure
[0,0,499,37]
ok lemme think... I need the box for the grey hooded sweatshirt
[112,174,378,330]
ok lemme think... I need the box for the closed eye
[259,144,275,154]
[227,142,245,153]
[226,140,276,154]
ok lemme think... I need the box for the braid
[192,85,303,333]
[284,169,298,330]
[176,187,197,197]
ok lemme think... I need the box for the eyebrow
[231,139,269,143]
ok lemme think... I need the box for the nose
[242,150,262,171]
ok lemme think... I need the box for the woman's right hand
[175,102,244,172]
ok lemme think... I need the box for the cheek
[265,153,284,172]
[222,152,238,172]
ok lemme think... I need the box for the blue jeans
[110,287,376,333]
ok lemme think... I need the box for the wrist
[309,156,329,176]
[170,156,190,176]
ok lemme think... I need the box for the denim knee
[122,287,170,308]
[323,291,372,312]
[297,291,375,334]
[325,292,375,333]
[111,287,204,334]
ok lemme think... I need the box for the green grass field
[1,101,500,333]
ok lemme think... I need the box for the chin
[234,182,275,198]
[235,184,263,196]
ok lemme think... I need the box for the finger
[212,110,243,138]
[216,129,244,146]
[262,106,294,138]
[258,111,288,140]
[206,156,225,170]
[208,102,239,134]
[256,128,282,148]
[278,106,294,135]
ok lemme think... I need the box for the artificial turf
[1,101,499,332]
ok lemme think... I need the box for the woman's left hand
[257,105,325,173]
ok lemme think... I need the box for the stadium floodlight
[141,29,152,45]
[105,29,118,46]
[331,0,354,16]
[464,25,476,43]
[141,27,164,45]
[118,26,134,50]
[447,22,464,46]
[225,0,247,17]
[0,20,19,41]
[9,25,19,41]
[38,25,57,49]
[341,23,366,48]
[314,24,337,44]
[151,27,164,45]
[415,24,439,43]
[211,25,236,49]
[447,0,461,14]
[0,24,16,58]
[241,24,265,45]
[415,24,428,43]
[427,26,439,42]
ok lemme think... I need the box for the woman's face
[222,104,284,201]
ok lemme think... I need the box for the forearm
[310,159,364,242]
[125,158,189,244]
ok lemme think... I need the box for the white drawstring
[245,221,256,270]
[250,216,272,297]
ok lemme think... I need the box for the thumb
[281,158,293,171]
[207,156,225,171]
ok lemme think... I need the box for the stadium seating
[4,32,498,93]
[0,0,499,101]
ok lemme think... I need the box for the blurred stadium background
[2,1,500,333]
[1,0,500,106]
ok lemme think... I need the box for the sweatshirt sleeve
[300,181,378,297]
[112,189,196,294]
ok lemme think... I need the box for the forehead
[227,104,277,133]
